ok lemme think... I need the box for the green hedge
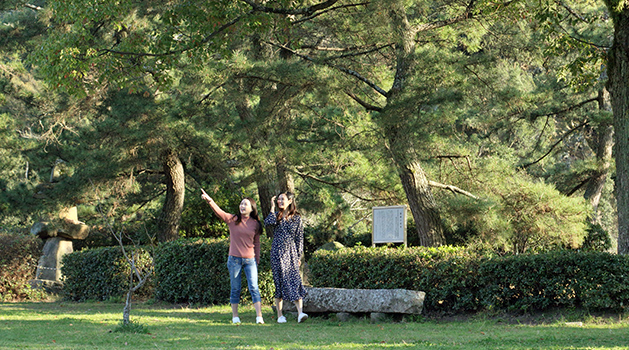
[61,246,153,301]
[154,238,274,305]
[61,238,274,305]
[309,246,629,313]
[0,234,44,301]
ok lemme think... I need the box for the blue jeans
[227,256,261,304]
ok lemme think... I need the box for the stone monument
[29,206,89,293]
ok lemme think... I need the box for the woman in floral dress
[264,192,308,323]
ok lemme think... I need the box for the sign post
[372,205,407,247]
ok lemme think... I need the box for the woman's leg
[227,256,243,318]
[295,298,308,322]
[275,298,284,318]
[294,298,303,315]
[243,258,263,318]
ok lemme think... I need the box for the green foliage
[4,0,616,255]
[437,159,590,253]
[478,251,629,312]
[310,246,629,313]
[112,320,149,334]
[178,184,247,239]
[582,222,612,252]
[309,245,487,312]
[0,233,45,301]
[154,238,274,305]
[61,246,153,301]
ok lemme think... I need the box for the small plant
[112,319,149,334]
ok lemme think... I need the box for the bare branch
[428,180,478,200]
[324,43,395,61]
[293,2,370,24]
[520,120,589,169]
[346,91,382,111]
[241,0,340,16]
[265,41,388,97]
[200,82,228,103]
[413,0,477,34]
[295,170,390,202]
[25,4,43,10]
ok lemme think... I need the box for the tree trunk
[235,34,300,225]
[123,281,132,325]
[377,0,445,246]
[256,162,280,219]
[276,157,295,193]
[157,149,185,242]
[607,5,629,254]
[584,89,614,223]
[395,153,445,246]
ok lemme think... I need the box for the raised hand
[201,189,213,203]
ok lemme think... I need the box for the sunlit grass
[0,301,628,349]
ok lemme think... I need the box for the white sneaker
[256,316,264,324]
[232,317,241,324]
[298,313,309,323]
[277,316,287,323]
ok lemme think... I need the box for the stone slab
[283,287,425,314]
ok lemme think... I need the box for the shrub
[0,233,44,301]
[154,238,274,305]
[61,246,153,301]
[309,246,629,313]
[438,161,590,253]
[581,222,612,252]
[309,245,488,312]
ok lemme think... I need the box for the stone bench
[283,287,425,319]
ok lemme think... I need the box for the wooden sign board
[372,205,407,246]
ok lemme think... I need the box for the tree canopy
[0,0,622,253]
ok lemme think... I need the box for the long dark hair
[235,197,263,235]
[276,191,299,223]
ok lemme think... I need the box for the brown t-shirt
[208,201,261,263]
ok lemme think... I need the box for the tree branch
[100,12,250,58]
[25,4,43,11]
[346,91,383,111]
[295,2,370,24]
[265,41,388,97]
[520,120,589,169]
[566,177,591,196]
[428,180,478,200]
[295,170,389,202]
[241,0,340,16]
[413,0,477,33]
[324,43,395,61]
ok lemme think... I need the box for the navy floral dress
[264,212,307,301]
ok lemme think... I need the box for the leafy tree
[0,3,57,229]
[603,0,629,254]
[27,0,603,252]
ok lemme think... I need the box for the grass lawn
[1,301,628,349]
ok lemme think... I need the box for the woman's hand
[270,196,276,211]
[201,189,213,203]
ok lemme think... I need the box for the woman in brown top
[202,189,264,324]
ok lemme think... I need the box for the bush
[61,246,153,301]
[309,246,629,313]
[154,238,274,305]
[0,233,44,301]
[581,222,612,252]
